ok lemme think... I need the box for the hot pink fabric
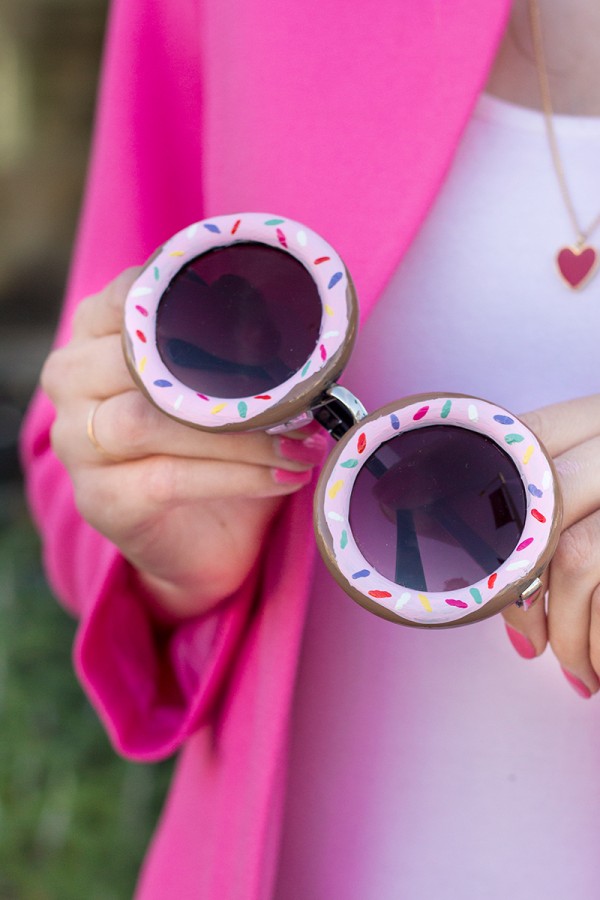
[21,1,510,896]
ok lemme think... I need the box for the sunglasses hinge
[312,384,368,441]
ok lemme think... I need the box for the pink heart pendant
[556,244,598,290]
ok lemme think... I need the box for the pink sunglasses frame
[123,212,562,627]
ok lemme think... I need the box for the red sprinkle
[517,537,534,551]
[135,330,147,343]
[413,405,429,421]
[255,394,272,400]
[368,590,392,599]
[357,433,367,454]
[135,305,149,316]
[488,573,497,589]
[231,218,241,234]
[314,256,330,265]
[531,509,546,523]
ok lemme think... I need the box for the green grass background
[0,496,174,899]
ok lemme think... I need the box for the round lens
[155,242,322,397]
[349,425,527,593]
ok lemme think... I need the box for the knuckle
[111,394,154,452]
[48,417,68,462]
[71,294,95,334]
[40,348,67,398]
[144,456,181,507]
[519,409,548,447]
[552,524,595,579]
[71,470,117,531]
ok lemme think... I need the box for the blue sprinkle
[327,272,343,290]
[153,379,173,387]
[238,401,248,419]
[390,413,400,430]
[352,569,370,579]
[493,414,514,425]
[203,223,221,233]
[528,483,543,498]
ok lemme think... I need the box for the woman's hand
[41,269,327,621]
[502,394,600,698]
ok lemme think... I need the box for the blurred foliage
[0,500,174,899]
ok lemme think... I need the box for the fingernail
[561,668,592,699]
[505,623,537,659]
[277,434,328,465]
[272,467,314,486]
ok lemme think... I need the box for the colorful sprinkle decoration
[413,406,429,421]
[357,433,367,454]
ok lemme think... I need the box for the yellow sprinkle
[210,403,226,414]
[138,356,147,373]
[324,304,334,316]
[169,250,185,257]
[523,444,534,464]
[328,479,344,500]
[418,593,432,612]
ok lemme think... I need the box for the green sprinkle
[238,401,248,418]
[340,530,348,549]
[301,360,312,377]
[264,218,285,226]
[341,459,359,468]
[153,266,160,280]
[505,433,524,444]
[441,400,452,418]
[470,587,483,604]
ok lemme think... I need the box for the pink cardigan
[21,1,510,896]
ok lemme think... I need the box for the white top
[274,94,600,900]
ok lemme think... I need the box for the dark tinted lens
[155,242,322,397]
[349,425,526,592]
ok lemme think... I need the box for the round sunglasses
[123,213,562,628]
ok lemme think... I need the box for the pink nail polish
[272,467,313,486]
[277,434,328,465]
[561,668,592,699]
[504,623,536,659]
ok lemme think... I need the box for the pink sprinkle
[413,405,429,421]
[276,228,288,248]
[135,305,149,316]
[445,598,468,609]
[320,344,327,361]
[517,537,534,551]
[196,393,209,401]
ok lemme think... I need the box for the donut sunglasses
[123,213,562,628]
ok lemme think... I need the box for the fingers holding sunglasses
[57,388,328,477]
[545,510,600,698]
[502,571,549,659]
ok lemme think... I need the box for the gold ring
[86,402,116,460]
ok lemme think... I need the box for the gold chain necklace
[528,0,600,289]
